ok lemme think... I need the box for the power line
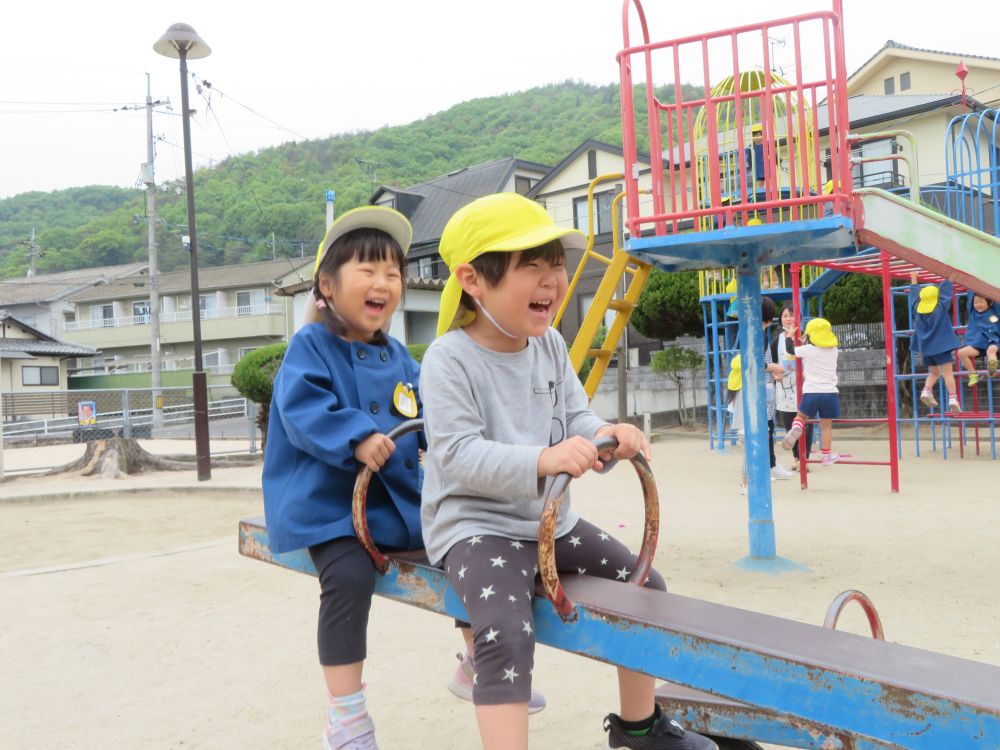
[189,73,311,141]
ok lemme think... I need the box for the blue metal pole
[706,300,722,451]
[737,270,776,559]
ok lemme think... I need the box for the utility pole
[141,74,170,431]
[23,229,43,277]
[271,231,276,260]
[354,158,384,196]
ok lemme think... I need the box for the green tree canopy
[631,270,703,341]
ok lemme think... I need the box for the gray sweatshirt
[420,327,608,564]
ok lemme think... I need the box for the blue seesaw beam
[240,517,1000,750]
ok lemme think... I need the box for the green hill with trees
[0,80,697,278]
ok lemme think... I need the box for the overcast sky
[2,0,996,201]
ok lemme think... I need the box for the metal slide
[853,188,1000,300]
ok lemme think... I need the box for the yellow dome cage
[694,69,825,295]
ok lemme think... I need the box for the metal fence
[0,385,260,477]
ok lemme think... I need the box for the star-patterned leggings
[443,518,666,705]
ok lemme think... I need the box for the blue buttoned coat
[262,323,423,554]
[963,299,1000,351]
[909,281,960,357]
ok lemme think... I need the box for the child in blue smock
[262,206,426,750]
[957,293,1000,386]
[909,272,961,413]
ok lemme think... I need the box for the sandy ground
[1,432,998,749]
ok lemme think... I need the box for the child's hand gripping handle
[537,434,660,623]
[352,418,424,574]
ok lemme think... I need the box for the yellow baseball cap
[917,285,939,315]
[804,317,838,348]
[435,193,587,337]
[751,123,763,134]
[727,354,742,391]
[314,206,413,276]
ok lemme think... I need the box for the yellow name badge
[393,382,418,418]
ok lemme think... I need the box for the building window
[578,293,616,332]
[515,175,534,195]
[92,303,114,328]
[899,72,911,91]
[22,365,59,386]
[848,137,899,189]
[573,190,615,235]
[199,294,218,319]
[236,289,264,315]
[204,350,223,368]
[238,346,258,360]
[133,300,151,324]
[883,76,895,95]
[419,257,433,278]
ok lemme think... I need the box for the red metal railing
[618,0,852,236]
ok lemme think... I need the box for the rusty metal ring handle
[538,435,660,622]
[822,589,885,640]
[352,418,424,574]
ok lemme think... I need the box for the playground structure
[698,108,1000,475]
[241,2,1000,747]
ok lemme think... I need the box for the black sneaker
[603,704,718,749]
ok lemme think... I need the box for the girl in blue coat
[957,293,1000,386]
[909,272,961,413]
[263,206,425,750]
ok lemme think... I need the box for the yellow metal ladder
[554,174,653,399]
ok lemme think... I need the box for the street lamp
[154,23,212,481]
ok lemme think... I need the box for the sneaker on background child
[909,272,962,414]
[448,651,547,713]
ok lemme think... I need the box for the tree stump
[52,438,192,477]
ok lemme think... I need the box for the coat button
[405,458,415,469]
[379,351,388,362]
[370,402,379,414]
[357,349,366,360]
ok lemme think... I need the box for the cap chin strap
[474,298,519,339]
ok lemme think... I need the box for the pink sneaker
[949,397,961,414]
[920,389,938,408]
[324,714,378,750]
[821,452,843,466]
[447,652,547,714]
[781,423,802,450]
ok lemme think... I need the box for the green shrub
[407,343,429,363]
[231,343,288,450]
[632,270,703,340]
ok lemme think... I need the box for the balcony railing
[66,303,284,332]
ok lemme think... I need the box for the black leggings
[308,537,379,666]
[443,518,666,705]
